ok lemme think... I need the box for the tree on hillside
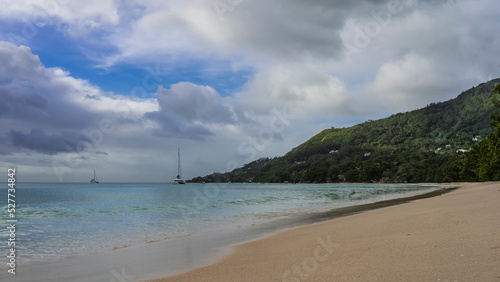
[491,83,500,128]
[189,80,500,184]
[460,83,500,181]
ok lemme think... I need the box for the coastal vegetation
[457,82,500,181]
[191,79,500,183]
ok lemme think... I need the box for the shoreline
[1,183,496,281]
[0,183,446,282]
[149,182,500,281]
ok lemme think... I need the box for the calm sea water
[0,182,437,265]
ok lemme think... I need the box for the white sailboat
[90,169,99,184]
[173,148,186,184]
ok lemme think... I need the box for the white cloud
[233,66,354,119]
[0,0,119,35]
[346,0,500,114]
[109,10,208,63]
[364,53,453,112]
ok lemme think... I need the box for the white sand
[150,182,500,281]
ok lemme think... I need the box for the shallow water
[0,182,438,266]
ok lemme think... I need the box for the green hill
[191,78,500,183]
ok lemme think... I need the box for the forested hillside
[191,79,500,183]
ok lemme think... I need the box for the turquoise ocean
[0,182,438,267]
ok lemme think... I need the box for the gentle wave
[0,182,437,265]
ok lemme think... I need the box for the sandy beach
[150,182,500,282]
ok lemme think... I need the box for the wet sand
[150,182,500,281]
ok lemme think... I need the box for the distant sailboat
[173,148,186,184]
[90,169,99,184]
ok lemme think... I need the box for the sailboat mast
[90,169,99,183]
[173,148,186,184]
[177,148,182,178]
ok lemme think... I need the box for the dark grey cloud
[144,82,237,140]
[0,78,48,118]
[221,0,348,61]
[8,128,90,155]
[0,42,128,158]
[156,83,236,124]
[215,0,449,63]
[145,110,214,141]
[0,42,103,129]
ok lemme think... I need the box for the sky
[0,0,499,182]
